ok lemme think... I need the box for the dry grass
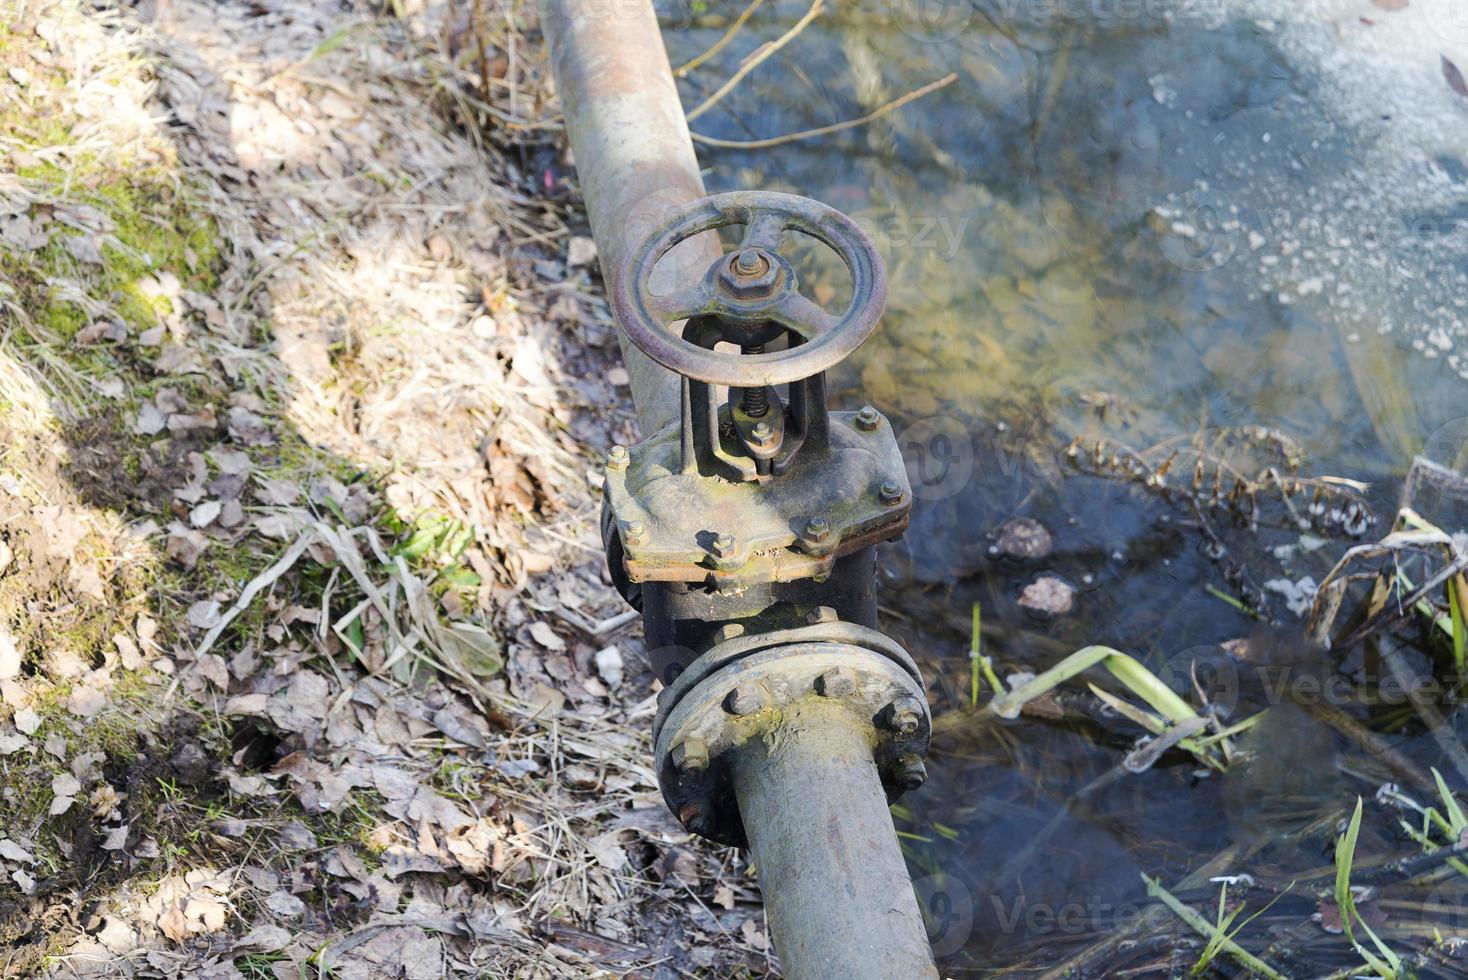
[0,1,767,976]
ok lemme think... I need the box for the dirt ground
[0,1,769,976]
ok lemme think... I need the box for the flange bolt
[724,683,769,716]
[888,696,924,736]
[879,480,905,506]
[815,666,856,697]
[671,738,709,775]
[855,405,881,431]
[804,516,831,543]
[711,532,737,559]
[805,605,838,626]
[894,752,928,792]
[607,445,630,470]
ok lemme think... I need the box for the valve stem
[740,344,768,417]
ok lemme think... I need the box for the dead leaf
[741,918,769,950]
[529,621,565,651]
[0,631,19,679]
[67,685,106,718]
[1445,55,1468,99]
[567,235,597,267]
[264,890,306,917]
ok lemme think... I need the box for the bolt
[815,666,855,697]
[805,605,838,626]
[879,480,905,506]
[717,250,781,299]
[855,405,881,431]
[724,683,769,716]
[607,445,629,470]
[671,738,709,774]
[710,532,736,559]
[888,696,925,736]
[804,516,831,543]
[713,622,746,644]
[751,421,773,440]
[623,519,646,544]
[894,752,928,792]
[678,801,704,831]
[733,249,768,277]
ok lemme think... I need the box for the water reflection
[664,1,1468,973]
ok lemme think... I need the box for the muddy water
[663,1,1468,975]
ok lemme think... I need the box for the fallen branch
[691,73,958,150]
[675,0,765,78]
[684,0,822,123]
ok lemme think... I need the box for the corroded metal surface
[542,4,936,976]
[651,623,929,848]
[732,699,940,980]
[603,409,910,587]
[538,0,720,434]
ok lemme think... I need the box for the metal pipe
[538,0,721,435]
[732,699,938,980]
[539,3,938,976]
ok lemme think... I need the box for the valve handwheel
[611,191,888,388]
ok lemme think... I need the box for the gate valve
[602,191,911,590]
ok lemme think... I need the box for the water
[663,1,1468,974]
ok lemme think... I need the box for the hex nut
[717,250,781,299]
[671,738,709,774]
[711,533,737,559]
[805,605,838,626]
[623,519,647,544]
[815,666,856,698]
[724,683,769,716]
[888,696,924,736]
[607,445,630,470]
[855,405,881,431]
[803,517,831,543]
[894,752,928,792]
[879,480,905,506]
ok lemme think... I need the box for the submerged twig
[684,0,823,123]
[674,0,765,78]
[691,73,958,150]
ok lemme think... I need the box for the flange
[652,622,930,847]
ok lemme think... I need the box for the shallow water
[662,1,1468,974]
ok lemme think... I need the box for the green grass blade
[1144,874,1287,980]
[1433,767,1468,835]
[1451,577,1466,674]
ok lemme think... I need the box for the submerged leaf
[1444,56,1468,100]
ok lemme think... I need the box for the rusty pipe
[538,0,721,435]
[539,3,938,976]
[731,699,939,980]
